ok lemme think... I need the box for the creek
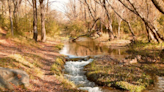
[59,37,164,92]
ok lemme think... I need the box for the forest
[0,0,164,92]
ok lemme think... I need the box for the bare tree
[39,0,46,42]
[107,1,135,41]
[83,0,100,33]
[102,0,114,40]
[32,0,38,41]
[7,0,14,36]
[0,0,7,28]
[117,0,164,43]
[12,0,22,31]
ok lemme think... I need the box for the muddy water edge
[60,37,164,92]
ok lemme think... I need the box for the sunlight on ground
[0,28,6,34]
[9,54,44,78]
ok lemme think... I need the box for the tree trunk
[13,3,18,31]
[108,23,114,39]
[151,0,164,14]
[7,0,14,36]
[102,0,114,40]
[32,0,38,42]
[1,1,5,28]
[118,20,122,39]
[40,0,46,42]
[108,2,136,41]
[12,0,22,32]
[127,22,135,41]
[47,0,49,13]
[117,0,164,43]
[145,25,151,42]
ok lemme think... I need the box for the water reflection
[60,37,127,60]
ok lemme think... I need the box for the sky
[49,0,69,12]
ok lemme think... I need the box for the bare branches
[84,0,96,21]
[151,0,164,14]
[27,0,33,6]
[107,1,135,40]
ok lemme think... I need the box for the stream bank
[84,41,164,92]
[61,37,164,92]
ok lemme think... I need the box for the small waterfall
[64,58,103,92]
[151,76,164,92]
[157,77,164,91]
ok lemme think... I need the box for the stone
[129,58,138,64]
[0,76,14,90]
[0,67,29,90]
[65,56,90,61]
[121,57,138,65]
[136,55,141,61]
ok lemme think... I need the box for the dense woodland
[0,0,164,91]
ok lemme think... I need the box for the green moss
[84,56,154,91]
[116,81,145,92]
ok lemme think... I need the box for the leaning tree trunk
[7,0,14,36]
[84,0,96,33]
[40,0,46,42]
[117,0,164,43]
[102,0,114,40]
[108,2,136,41]
[151,0,164,14]
[32,0,38,42]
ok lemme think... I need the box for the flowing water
[60,37,164,92]
[63,55,121,92]
[143,76,164,92]
[60,37,125,92]
[64,58,103,92]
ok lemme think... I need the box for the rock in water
[0,67,29,90]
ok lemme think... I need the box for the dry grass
[0,34,79,91]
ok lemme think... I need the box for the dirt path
[0,33,68,91]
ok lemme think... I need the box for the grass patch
[55,43,64,50]
[51,57,65,75]
[9,54,43,78]
[84,56,154,92]
[50,57,84,91]
[128,40,164,50]
[116,81,145,92]
[56,75,76,89]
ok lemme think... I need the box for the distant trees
[12,0,22,31]
[0,0,48,42]
[65,0,164,43]
[6,0,22,36]
[1,0,164,43]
